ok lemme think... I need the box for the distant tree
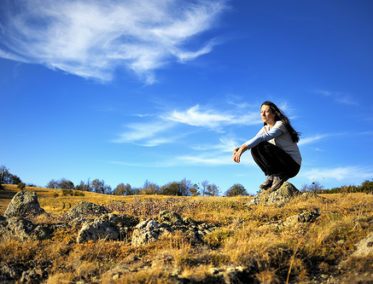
[17,182,26,191]
[91,179,111,194]
[113,183,132,195]
[160,182,181,196]
[206,183,219,196]
[360,180,373,193]
[59,179,75,189]
[190,183,200,196]
[75,180,92,191]
[46,179,60,189]
[201,180,209,196]
[225,184,248,196]
[0,166,23,185]
[301,182,324,193]
[140,180,160,195]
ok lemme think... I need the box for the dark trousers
[251,142,300,178]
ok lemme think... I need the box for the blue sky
[1,0,372,194]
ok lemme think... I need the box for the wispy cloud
[0,0,226,83]
[164,104,261,129]
[298,134,329,146]
[302,166,373,182]
[112,121,176,146]
[314,90,359,106]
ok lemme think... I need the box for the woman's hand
[232,145,247,163]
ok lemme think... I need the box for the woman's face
[260,104,275,125]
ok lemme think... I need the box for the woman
[232,101,301,192]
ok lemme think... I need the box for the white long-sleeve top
[244,120,302,165]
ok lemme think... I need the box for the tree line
[0,165,249,196]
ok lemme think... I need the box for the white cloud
[314,90,359,106]
[0,0,226,83]
[302,166,373,182]
[176,153,254,166]
[298,134,329,146]
[112,121,175,146]
[165,105,261,129]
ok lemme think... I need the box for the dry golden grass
[0,184,372,283]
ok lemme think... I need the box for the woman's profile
[232,101,301,192]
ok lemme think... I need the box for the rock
[66,201,108,220]
[77,214,138,243]
[131,211,217,246]
[0,217,53,241]
[250,182,301,206]
[282,208,320,228]
[131,219,163,246]
[4,191,45,218]
[351,232,373,257]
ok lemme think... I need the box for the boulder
[4,191,45,218]
[351,232,373,258]
[66,201,108,220]
[131,219,163,246]
[250,182,301,206]
[0,217,53,241]
[77,214,138,243]
[131,211,217,246]
[282,208,320,228]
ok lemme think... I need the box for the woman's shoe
[269,175,288,192]
[259,175,273,189]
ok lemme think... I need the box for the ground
[0,184,372,283]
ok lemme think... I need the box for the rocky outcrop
[0,217,53,241]
[131,210,216,246]
[351,232,373,257]
[250,182,301,206]
[4,190,45,218]
[66,201,109,220]
[77,213,138,243]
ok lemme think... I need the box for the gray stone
[66,201,108,220]
[250,182,300,206]
[77,213,138,243]
[0,217,53,241]
[131,219,163,246]
[352,232,373,257]
[4,191,45,218]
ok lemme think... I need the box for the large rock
[250,182,301,206]
[4,191,45,218]
[0,217,53,241]
[351,232,373,258]
[131,211,217,246]
[66,201,108,220]
[131,219,163,246]
[77,213,138,243]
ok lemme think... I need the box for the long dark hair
[261,101,300,143]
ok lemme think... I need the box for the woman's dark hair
[261,101,300,143]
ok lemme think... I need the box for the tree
[160,182,181,196]
[59,179,75,189]
[47,179,60,189]
[0,166,23,185]
[91,179,111,194]
[225,184,248,196]
[190,183,200,196]
[75,180,92,191]
[206,183,219,196]
[201,180,209,196]
[113,183,132,195]
[301,182,324,193]
[140,180,159,195]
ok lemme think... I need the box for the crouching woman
[232,101,301,191]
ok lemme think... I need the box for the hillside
[0,184,372,283]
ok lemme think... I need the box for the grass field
[0,184,372,283]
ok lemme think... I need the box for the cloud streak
[0,0,226,83]
[165,104,261,129]
[302,166,373,182]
